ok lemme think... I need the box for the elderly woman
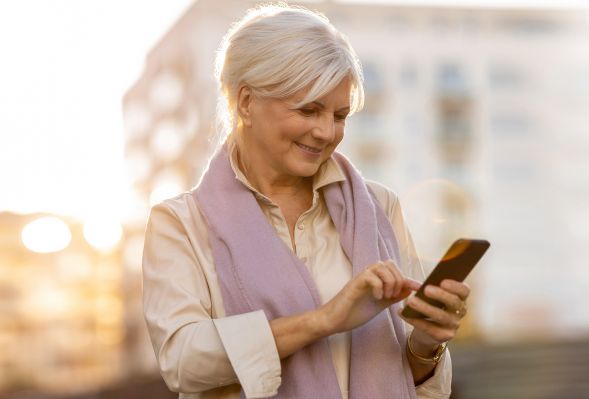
[143,4,469,399]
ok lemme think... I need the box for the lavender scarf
[193,144,417,398]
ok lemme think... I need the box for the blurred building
[327,3,589,341]
[123,0,589,346]
[0,212,125,396]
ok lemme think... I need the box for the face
[240,76,352,181]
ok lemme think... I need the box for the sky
[0,0,192,223]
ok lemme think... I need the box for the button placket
[295,213,310,263]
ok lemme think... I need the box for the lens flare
[401,178,475,266]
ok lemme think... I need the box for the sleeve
[367,181,452,399]
[142,201,281,398]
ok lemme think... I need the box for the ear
[237,85,254,128]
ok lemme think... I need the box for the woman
[143,4,469,398]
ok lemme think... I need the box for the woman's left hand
[399,279,470,348]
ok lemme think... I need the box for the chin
[290,163,321,178]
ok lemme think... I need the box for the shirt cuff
[213,310,281,398]
[415,349,452,399]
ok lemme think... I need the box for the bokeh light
[148,70,185,112]
[125,147,154,183]
[83,218,123,252]
[20,282,72,320]
[149,169,186,206]
[150,119,185,162]
[21,216,72,253]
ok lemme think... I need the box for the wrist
[407,332,447,364]
[408,329,440,355]
[309,308,332,339]
[409,336,438,358]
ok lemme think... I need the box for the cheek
[332,126,345,147]
[323,127,344,159]
[280,117,307,141]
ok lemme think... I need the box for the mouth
[295,142,322,155]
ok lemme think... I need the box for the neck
[234,142,311,199]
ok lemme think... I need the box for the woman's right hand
[316,260,420,335]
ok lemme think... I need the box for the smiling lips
[295,142,322,155]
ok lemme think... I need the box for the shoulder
[365,179,400,219]
[149,192,187,220]
[144,191,214,272]
[146,191,207,235]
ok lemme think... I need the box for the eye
[298,108,317,116]
[335,113,348,122]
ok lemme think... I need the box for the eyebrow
[307,101,350,113]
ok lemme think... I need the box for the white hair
[214,3,364,142]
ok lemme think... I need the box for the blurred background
[1,0,589,398]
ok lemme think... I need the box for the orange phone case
[401,238,490,319]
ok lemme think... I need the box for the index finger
[403,277,422,292]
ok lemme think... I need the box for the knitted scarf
[193,144,417,398]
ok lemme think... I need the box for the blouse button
[297,222,305,230]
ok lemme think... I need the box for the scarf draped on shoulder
[193,144,417,398]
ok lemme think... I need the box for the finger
[406,296,460,329]
[440,280,471,301]
[363,271,384,300]
[398,309,456,343]
[383,260,404,297]
[372,262,397,299]
[403,278,422,292]
[393,287,414,302]
[395,278,421,301]
[424,285,463,314]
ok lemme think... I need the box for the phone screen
[401,238,490,319]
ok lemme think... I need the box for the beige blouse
[142,145,452,399]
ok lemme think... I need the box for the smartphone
[401,238,490,319]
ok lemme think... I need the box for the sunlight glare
[0,0,193,221]
[149,181,185,206]
[83,218,123,252]
[21,216,72,253]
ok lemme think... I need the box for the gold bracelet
[407,333,447,364]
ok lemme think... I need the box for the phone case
[401,238,490,319]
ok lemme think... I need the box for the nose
[311,114,335,143]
